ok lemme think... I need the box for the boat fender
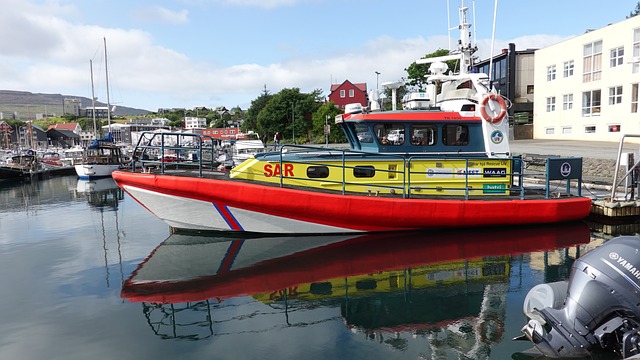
[480,93,507,123]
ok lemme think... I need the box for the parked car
[386,129,404,144]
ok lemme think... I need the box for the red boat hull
[113,171,592,234]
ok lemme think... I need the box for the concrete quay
[513,139,640,226]
[510,139,638,186]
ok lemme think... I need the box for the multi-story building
[534,15,640,141]
[184,116,207,129]
[474,43,536,138]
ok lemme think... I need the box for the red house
[328,80,368,109]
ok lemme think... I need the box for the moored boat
[231,131,265,166]
[112,3,593,234]
[75,133,126,180]
[0,150,44,180]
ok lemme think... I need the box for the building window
[610,47,624,67]
[545,127,555,135]
[546,97,556,112]
[634,29,640,73]
[585,125,596,133]
[608,124,621,132]
[562,127,572,134]
[609,86,623,105]
[340,90,345,98]
[526,85,534,94]
[583,40,602,82]
[582,90,601,116]
[632,83,639,113]
[546,65,556,81]
[349,89,354,97]
[563,60,574,77]
[562,94,573,110]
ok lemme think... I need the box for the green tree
[311,101,345,144]
[77,117,103,134]
[405,49,455,90]
[245,85,272,132]
[630,1,640,17]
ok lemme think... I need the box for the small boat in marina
[75,38,126,180]
[231,131,265,166]
[112,3,592,234]
[0,150,45,180]
[75,133,126,180]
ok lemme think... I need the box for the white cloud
[192,0,299,9]
[131,6,190,24]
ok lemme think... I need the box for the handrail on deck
[275,145,530,199]
[611,135,640,200]
[130,131,218,177]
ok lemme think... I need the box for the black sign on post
[546,157,583,197]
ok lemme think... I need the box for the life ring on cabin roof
[480,93,507,123]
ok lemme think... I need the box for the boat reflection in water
[121,222,591,355]
[76,177,124,209]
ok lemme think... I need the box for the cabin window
[442,124,470,146]
[373,123,405,145]
[410,125,437,146]
[350,123,373,143]
[307,166,329,178]
[353,165,375,178]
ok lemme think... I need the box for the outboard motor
[516,236,640,358]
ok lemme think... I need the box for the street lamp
[375,71,381,90]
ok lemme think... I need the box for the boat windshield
[351,123,373,143]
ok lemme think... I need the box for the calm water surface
[0,175,619,359]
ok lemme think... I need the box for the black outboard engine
[516,236,640,358]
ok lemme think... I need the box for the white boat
[74,135,125,179]
[75,38,124,180]
[232,131,264,166]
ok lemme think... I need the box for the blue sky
[2,0,638,112]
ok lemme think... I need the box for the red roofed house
[47,122,82,134]
[328,80,368,110]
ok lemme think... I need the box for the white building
[184,116,206,129]
[534,15,640,142]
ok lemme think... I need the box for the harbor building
[533,15,640,141]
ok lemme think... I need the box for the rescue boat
[111,4,592,234]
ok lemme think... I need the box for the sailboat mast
[103,37,112,128]
[90,59,97,138]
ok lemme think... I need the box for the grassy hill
[0,90,150,120]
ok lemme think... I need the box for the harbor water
[0,175,622,359]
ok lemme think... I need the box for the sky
[2,0,639,112]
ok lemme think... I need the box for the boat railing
[267,145,582,199]
[129,131,218,176]
[611,134,640,200]
[276,144,409,195]
[129,135,584,200]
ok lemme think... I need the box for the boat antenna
[472,0,477,47]
[447,0,451,51]
[90,59,97,139]
[488,0,498,86]
[103,37,112,130]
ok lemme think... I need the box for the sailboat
[75,38,125,180]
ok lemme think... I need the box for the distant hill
[0,90,150,119]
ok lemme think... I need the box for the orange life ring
[480,93,507,123]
